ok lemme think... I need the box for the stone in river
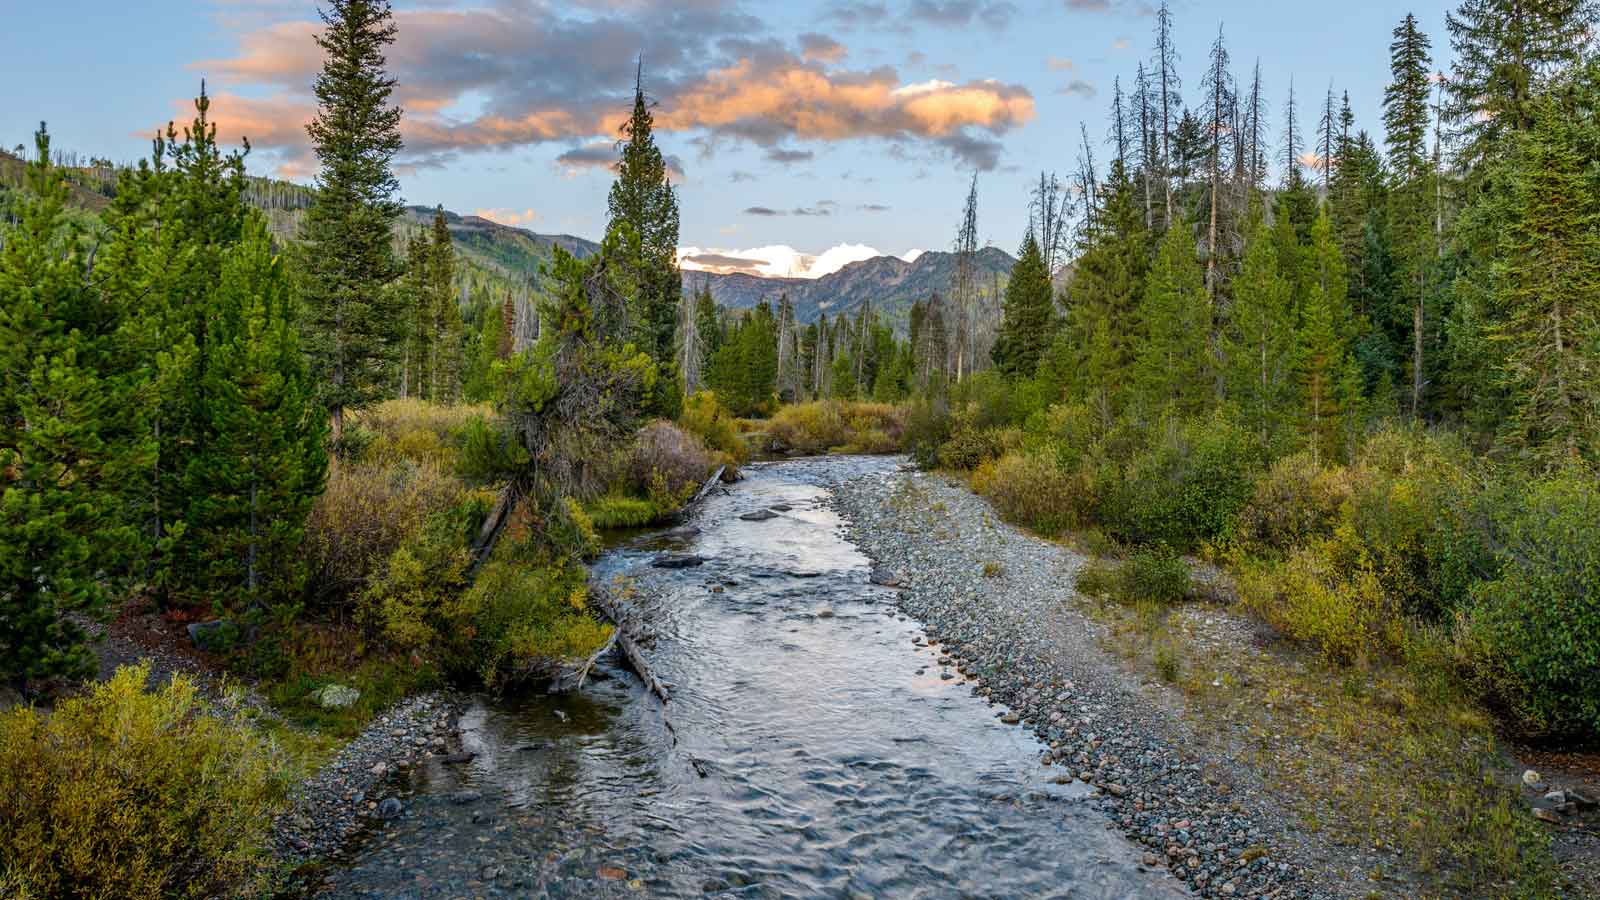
[313,683,361,710]
[768,503,793,512]
[377,797,402,820]
[816,606,836,618]
[739,509,779,521]
[870,567,907,588]
[449,790,482,805]
[652,553,705,569]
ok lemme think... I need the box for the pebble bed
[273,692,464,863]
[830,465,1352,900]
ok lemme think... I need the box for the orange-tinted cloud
[180,0,1033,175]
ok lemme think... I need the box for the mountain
[683,245,1017,331]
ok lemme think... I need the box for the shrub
[303,460,472,612]
[627,420,714,504]
[1102,415,1259,550]
[360,497,482,657]
[1237,524,1403,665]
[902,397,953,467]
[465,559,613,688]
[0,665,290,898]
[585,495,668,529]
[971,451,1090,537]
[1075,561,1118,599]
[354,398,487,468]
[679,391,750,464]
[768,401,850,454]
[949,370,1015,430]
[938,426,1009,471]
[1237,452,1355,554]
[1464,471,1600,740]
[1119,546,1191,605]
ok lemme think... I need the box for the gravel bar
[829,461,1358,900]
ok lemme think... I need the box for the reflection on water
[319,457,1182,898]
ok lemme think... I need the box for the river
[318,456,1183,898]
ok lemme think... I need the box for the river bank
[833,462,1594,899]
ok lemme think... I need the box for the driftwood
[679,464,725,517]
[584,586,671,704]
[551,626,618,694]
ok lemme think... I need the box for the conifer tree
[398,231,432,398]
[1490,99,1600,464]
[1133,217,1211,415]
[1296,211,1361,464]
[1384,12,1435,419]
[0,128,157,683]
[607,62,681,371]
[425,206,464,401]
[1224,219,1296,453]
[299,0,406,447]
[991,231,1056,379]
[181,218,327,601]
[1064,161,1149,417]
[1200,25,1235,298]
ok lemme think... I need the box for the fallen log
[551,626,619,694]
[586,586,671,704]
[684,465,725,512]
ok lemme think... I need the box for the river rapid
[318,456,1184,899]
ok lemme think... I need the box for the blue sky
[5,1,1454,276]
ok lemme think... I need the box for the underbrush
[764,400,908,455]
[0,665,292,898]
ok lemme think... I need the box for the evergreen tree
[1133,216,1210,415]
[299,0,406,447]
[606,63,681,371]
[0,128,157,683]
[181,217,327,602]
[398,230,432,398]
[1296,212,1361,464]
[1064,161,1149,418]
[1490,99,1600,464]
[1384,12,1435,419]
[1223,218,1296,453]
[991,231,1056,378]
[425,207,464,401]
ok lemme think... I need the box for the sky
[5,0,1455,278]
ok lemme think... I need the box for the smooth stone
[442,751,477,765]
[1522,769,1543,787]
[768,503,793,512]
[652,553,705,569]
[186,619,233,651]
[450,790,483,805]
[377,797,402,820]
[816,607,836,618]
[314,683,361,710]
[739,509,779,521]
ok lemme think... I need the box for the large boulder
[652,553,706,569]
[313,684,361,710]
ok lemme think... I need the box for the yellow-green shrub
[354,398,488,468]
[585,494,668,529]
[0,665,291,899]
[466,559,613,688]
[679,391,750,464]
[627,420,715,505]
[304,460,474,612]
[1237,452,1354,554]
[1238,524,1403,664]
[360,497,483,655]
[768,401,851,453]
[971,451,1089,537]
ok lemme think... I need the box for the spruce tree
[1296,212,1361,464]
[426,207,464,401]
[0,129,157,683]
[606,63,681,371]
[1384,12,1435,419]
[299,0,405,447]
[991,231,1056,379]
[1223,218,1296,454]
[1064,161,1149,418]
[398,230,432,399]
[182,217,328,601]
[1491,99,1600,465]
[1133,217,1210,416]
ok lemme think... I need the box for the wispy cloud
[766,148,815,164]
[474,207,538,226]
[1057,79,1097,99]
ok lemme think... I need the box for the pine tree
[1224,218,1296,454]
[1133,217,1210,415]
[299,0,405,447]
[1152,0,1182,228]
[1384,12,1435,419]
[606,62,681,371]
[1064,161,1149,418]
[1200,25,1235,299]
[1446,0,1597,172]
[398,231,432,399]
[1296,211,1361,464]
[182,217,327,601]
[0,128,157,682]
[951,174,980,379]
[1490,99,1600,464]
[425,207,464,401]
[991,231,1056,379]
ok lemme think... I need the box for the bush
[304,460,473,612]
[1119,546,1191,605]
[466,558,612,689]
[679,391,750,464]
[1237,524,1403,665]
[354,398,487,468]
[1464,471,1600,740]
[360,497,482,657]
[902,397,953,467]
[1102,415,1259,550]
[768,401,849,454]
[971,451,1090,537]
[948,370,1015,430]
[585,495,668,529]
[627,420,714,505]
[0,665,290,898]
[1238,452,1354,554]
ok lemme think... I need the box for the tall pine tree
[991,231,1056,379]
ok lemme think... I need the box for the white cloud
[678,242,883,279]
[900,248,926,262]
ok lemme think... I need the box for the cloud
[473,207,539,226]
[744,206,784,216]
[729,170,757,182]
[1047,56,1076,72]
[188,1,1032,175]
[907,0,1018,29]
[682,251,770,275]
[858,203,891,212]
[798,32,847,63]
[1111,37,1131,50]
[765,148,815,164]
[822,1,890,28]
[553,140,685,179]
[792,202,833,216]
[1057,79,1097,99]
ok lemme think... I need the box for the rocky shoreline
[273,692,466,875]
[830,464,1357,900]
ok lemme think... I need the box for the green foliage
[766,400,906,455]
[970,451,1089,537]
[0,664,291,898]
[1465,469,1600,740]
[606,66,681,370]
[1222,217,1296,455]
[1119,546,1192,605]
[585,495,669,529]
[991,230,1057,379]
[1132,217,1211,416]
[1237,452,1353,554]
[1102,414,1259,550]
[706,301,778,416]
[1238,527,1402,665]
[0,128,156,684]
[678,390,749,464]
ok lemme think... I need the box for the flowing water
[320,456,1181,899]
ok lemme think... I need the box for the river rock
[315,684,362,710]
[816,606,836,618]
[652,553,705,569]
[377,797,402,820]
[739,509,779,521]
[450,790,482,805]
[870,567,906,588]
[442,750,477,765]
[769,503,793,512]
[1522,769,1543,788]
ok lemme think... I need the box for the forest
[0,0,1597,896]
